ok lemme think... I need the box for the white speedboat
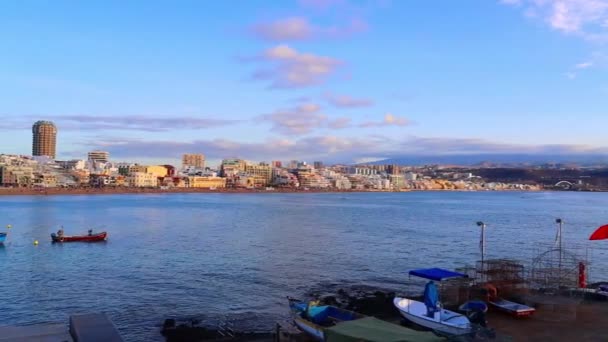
[394,267,473,337]
[394,297,471,336]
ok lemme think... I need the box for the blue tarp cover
[409,268,468,281]
[423,281,439,317]
[308,306,359,325]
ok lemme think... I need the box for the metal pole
[556,218,563,285]
[477,221,486,281]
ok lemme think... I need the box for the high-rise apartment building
[88,150,110,163]
[182,154,205,169]
[387,164,401,175]
[313,161,323,169]
[32,121,57,159]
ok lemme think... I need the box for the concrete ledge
[69,313,123,342]
[0,323,72,342]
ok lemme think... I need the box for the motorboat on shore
[394,268,472,337]
[51,229,107,243]
[483,284,535,317]
[288,297,443,341]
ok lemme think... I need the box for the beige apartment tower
[32,120,57,159]
[182,154,205,169]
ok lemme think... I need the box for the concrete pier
[0,313,122,342]
[69,313,123,342]
[0,323,72,342]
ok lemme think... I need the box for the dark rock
[162,319,176,332]
[320,295,338,306]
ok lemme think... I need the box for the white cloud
[360,113,410,127]
[324,92,374,108]
[328,117,352,129]
[251,17,313,41]
[250,16,367,42]
[565,71,578,79]
[259,103,354,134]
[248,45,342,88]
[575,61,594,68]
[88,134,608,164]
[298,0,345,9]
[260,103,327,135]
[501,0,608,40]
[0,115,237,132]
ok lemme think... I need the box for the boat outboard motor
[467,309,487,328]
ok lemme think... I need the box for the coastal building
[145,165,169,178]
[89,174,109,187]
[389,174,405,189]
[127,164,147,175]
[235,175,256,188]
[387,164,400,175]
[288,160,299,169]
[271,161,282,168]
[271,170,299,187]
[298,173,330,189]
[70,170,90,185]
[0,166,34,187]
[161,165,176,177]
[60,160,87,171]
[244,163,272,187]
[182,154,205,169]
[159,176,186,188]
[88,151,110,163]
[127,172,158,187]
[313,161,323,169]
[220,159,246,177]
[33,173,57,188]
[348,167,377,176]
[404,172,417,181]
[332,176,352,190]
[32,121,57,159]
[188,176,226,189]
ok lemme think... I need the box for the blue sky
[1,0,607,166]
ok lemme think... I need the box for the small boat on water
[51,229,107,243]
[394,268,472,337]
[0,232,6,244]
[288,297,443,341]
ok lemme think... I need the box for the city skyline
[1,1,607,166]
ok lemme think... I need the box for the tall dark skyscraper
[32,120,57,159]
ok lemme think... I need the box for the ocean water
[1,191,608,340]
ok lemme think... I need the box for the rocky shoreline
[160,286,404,342]
[159,283,608,342]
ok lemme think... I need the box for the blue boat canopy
[409,268,469,281]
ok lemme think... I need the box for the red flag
[589,224,608,240]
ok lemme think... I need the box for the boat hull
[0,233,6,244]
[293,318,324,341]
[288,299,364,341]
[394,297,471,336]
[51,232,107,243]
[489,300,535,317]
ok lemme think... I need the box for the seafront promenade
[0,187,368,196]
[0,186,544,197]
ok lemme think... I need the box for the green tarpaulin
[325,317,444,342]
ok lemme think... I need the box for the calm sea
[1,191,608,340]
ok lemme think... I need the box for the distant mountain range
[363,154,608,167]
